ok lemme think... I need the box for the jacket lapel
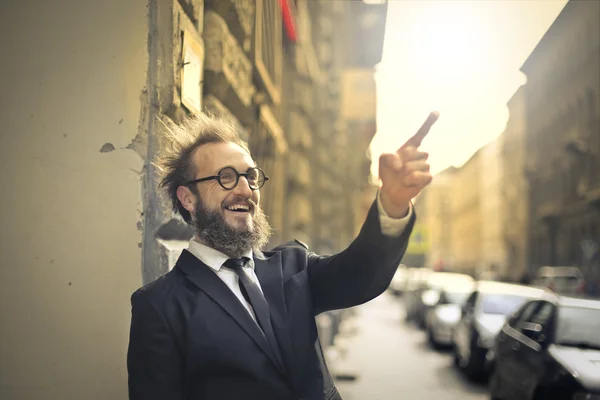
[254,252,293,375]
[175,250,284,374]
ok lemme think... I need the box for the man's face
[192,142,260,229]
[185,142,271,257]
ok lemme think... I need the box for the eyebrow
[213,165,257,175]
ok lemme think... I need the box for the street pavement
[332,292,489,400]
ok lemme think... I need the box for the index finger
[400,111,439,150]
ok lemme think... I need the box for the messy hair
[153,113,251,224]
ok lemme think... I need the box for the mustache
[223,196,257,211]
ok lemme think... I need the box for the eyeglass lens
[218,167,264,190]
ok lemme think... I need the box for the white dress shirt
[187,240,261,321]
[186,196,413,320]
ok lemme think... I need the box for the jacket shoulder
[269,239,310,253]
[131,268,181,301]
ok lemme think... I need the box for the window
[248,105,287,246]
[510,301,539,328]
[481,294,528,316]
[514,301,556,344]
[529,302,554,326]
[253,0,283,105]
[464,291,477,312]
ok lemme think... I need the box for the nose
[233,175,253,198]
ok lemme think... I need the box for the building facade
[450,150,483,275]
[0,2,150,399]
[501,86,530,281]
[0,1,387,399]
[479,140,507,278]
[521,0,600,286]
[416,167,456,270]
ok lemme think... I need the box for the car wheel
[428,328,439,349]
[463,343,484,381]
[452,344,461,366]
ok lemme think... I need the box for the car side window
[528,302,555,332]
[463,292,477,313]
[516,301,556,344]
[511,301,540,329]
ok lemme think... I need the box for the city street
[332,293,489,400]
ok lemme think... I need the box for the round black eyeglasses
[186,166,269,191]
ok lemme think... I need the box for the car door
[454,291,477,362]
[514,301,556,399]
[496,301,541,400]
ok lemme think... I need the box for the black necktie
[224,258,285,371]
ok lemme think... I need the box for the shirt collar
[187,238,254,273]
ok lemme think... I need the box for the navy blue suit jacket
[127,201,415,400]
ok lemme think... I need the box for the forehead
[192,141,255,176]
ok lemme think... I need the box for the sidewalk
[329,293,488,400]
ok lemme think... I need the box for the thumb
[379,153,403,172]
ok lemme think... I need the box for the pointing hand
[378,112,439,218]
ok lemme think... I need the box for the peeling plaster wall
[0,1,148,399]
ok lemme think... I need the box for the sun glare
[371,0,568,178]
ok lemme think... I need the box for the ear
[176,185,196,214]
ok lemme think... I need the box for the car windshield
[554,276,579,285]
[480,294,527,315]
[556,306,600,349]
[442,291,470,306]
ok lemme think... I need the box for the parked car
[413,272,474,328]
[403,268,433,322]
[388,264,409,296]
[425,281,475,348]
[452,281,545,381]
[478,270,501,281]
[489,295,600,400]
[531,266,585,295]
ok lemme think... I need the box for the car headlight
[422,290,440,306]
[435,305,460,324]
[572,393,600,400]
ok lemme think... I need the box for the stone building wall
[450,150,483,275]
[501,86,529,281]
[521,0,600,284]
[0,1,149,398]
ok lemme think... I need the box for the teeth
[226,204,249,211]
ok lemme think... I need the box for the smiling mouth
[225,204,251,213]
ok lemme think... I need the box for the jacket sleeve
[127,291,184,400]
[307,199,416,315]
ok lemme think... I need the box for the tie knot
[224,258,249,272]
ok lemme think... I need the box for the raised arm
[307,112,438,315]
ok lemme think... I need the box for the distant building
[416,167,456,270]
[501,86,529,281]
[521,0,600,284]
[479,140,506,278]
[450,149,483,275]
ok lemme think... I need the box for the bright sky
[371,0,568,177]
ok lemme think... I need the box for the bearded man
[127,112,438,400]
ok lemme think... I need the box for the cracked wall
[0,1,149,399]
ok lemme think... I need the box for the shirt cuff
[377,194,413,237]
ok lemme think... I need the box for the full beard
[192,198,273,258]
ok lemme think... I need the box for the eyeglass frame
[185,166,269,191]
